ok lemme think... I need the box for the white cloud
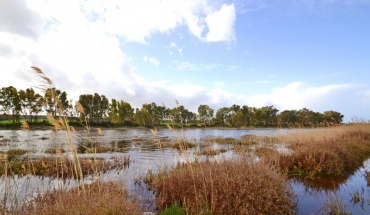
[76,0,236,43]
[205,4,236,42]
[248,82,370,121]
[169,42,183,55]
[173,61,225,71]
[0,0,42,38]
[143,55,159,66]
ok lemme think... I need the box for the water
[1,128,370,214]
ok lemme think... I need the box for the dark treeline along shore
[0,85,343,129]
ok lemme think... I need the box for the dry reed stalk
[31,67,86,194]
[268,124,370,177]
[16,182,141,215]
[152,158,296,214]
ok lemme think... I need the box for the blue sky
[1,0,370,121]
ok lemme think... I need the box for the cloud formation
[248,82,370,121]
[143,55,159,66]
[205,4,236,42]
[0,0,369,122]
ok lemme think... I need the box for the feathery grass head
[31,66,53,89]
[20,121,30,130]
[75,102,85,115]
[47,113,63,130]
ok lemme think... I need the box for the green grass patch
[159,203,185,215]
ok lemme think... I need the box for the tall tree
[20,88,43,122]
[198,104,214,126]
[215,107,231,126]
[0,86,22,123]
[110,99,134,125]
[323,110,344,124]
[278,110,298,127]
[44,88,70,117]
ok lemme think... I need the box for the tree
[20,88,43,123]
[240,105,254,127]
[323,110,344,124]
[252,106,278,127]
[110,99,134,125]
[44,88,70,117]
[278,110,298,127]
[78,94,94,121]
[215,107,231,126]
[198,104,214,126]
[134,102,163,127]
[0,86,22,123]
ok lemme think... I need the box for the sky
[1,0,370,122]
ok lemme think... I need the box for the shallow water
[1,128,370,214]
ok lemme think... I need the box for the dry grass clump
[151,159,296,215]
[200,147,227,156]
[273,124,370,177]
[151,136,196,151]
[17,182,141,215]
[202,134,275,146]
[1,156,130,178]
[0,149,28,161]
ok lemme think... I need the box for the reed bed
[0,156,130,178]
[268,124,370,177]
[16,182,141,215]
[150,158,296,215]
[200,147,227,156]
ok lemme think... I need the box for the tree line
[0,86,344,128]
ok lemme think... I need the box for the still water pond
[1,128,370,214]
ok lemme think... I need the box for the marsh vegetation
[1,68,370,214]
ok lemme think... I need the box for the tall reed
[151,158,296,214]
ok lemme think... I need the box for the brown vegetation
[200,147,227,156]
[16,182,141,215]
[0,156,130,178]
[150,158,296,215]
[264,124,370,177]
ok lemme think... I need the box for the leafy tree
[44,88,70,117]
[252,106,278,127]
[198,104,214,126]
[134,103,164,127]
[110,99,134,125]
[19,88,43,122]
[215,107,231,126]
[323,110,344,124]
[0,86,22,123]
[78,93,109,123]
[278,110,298,127]
[78,94,94,121]
[240,105,254,126]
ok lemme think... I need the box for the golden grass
[200,147,227,156]
[0,156,130,178]
[151,158,296,215]
[264,124,370,177]
[16,182,141,215]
